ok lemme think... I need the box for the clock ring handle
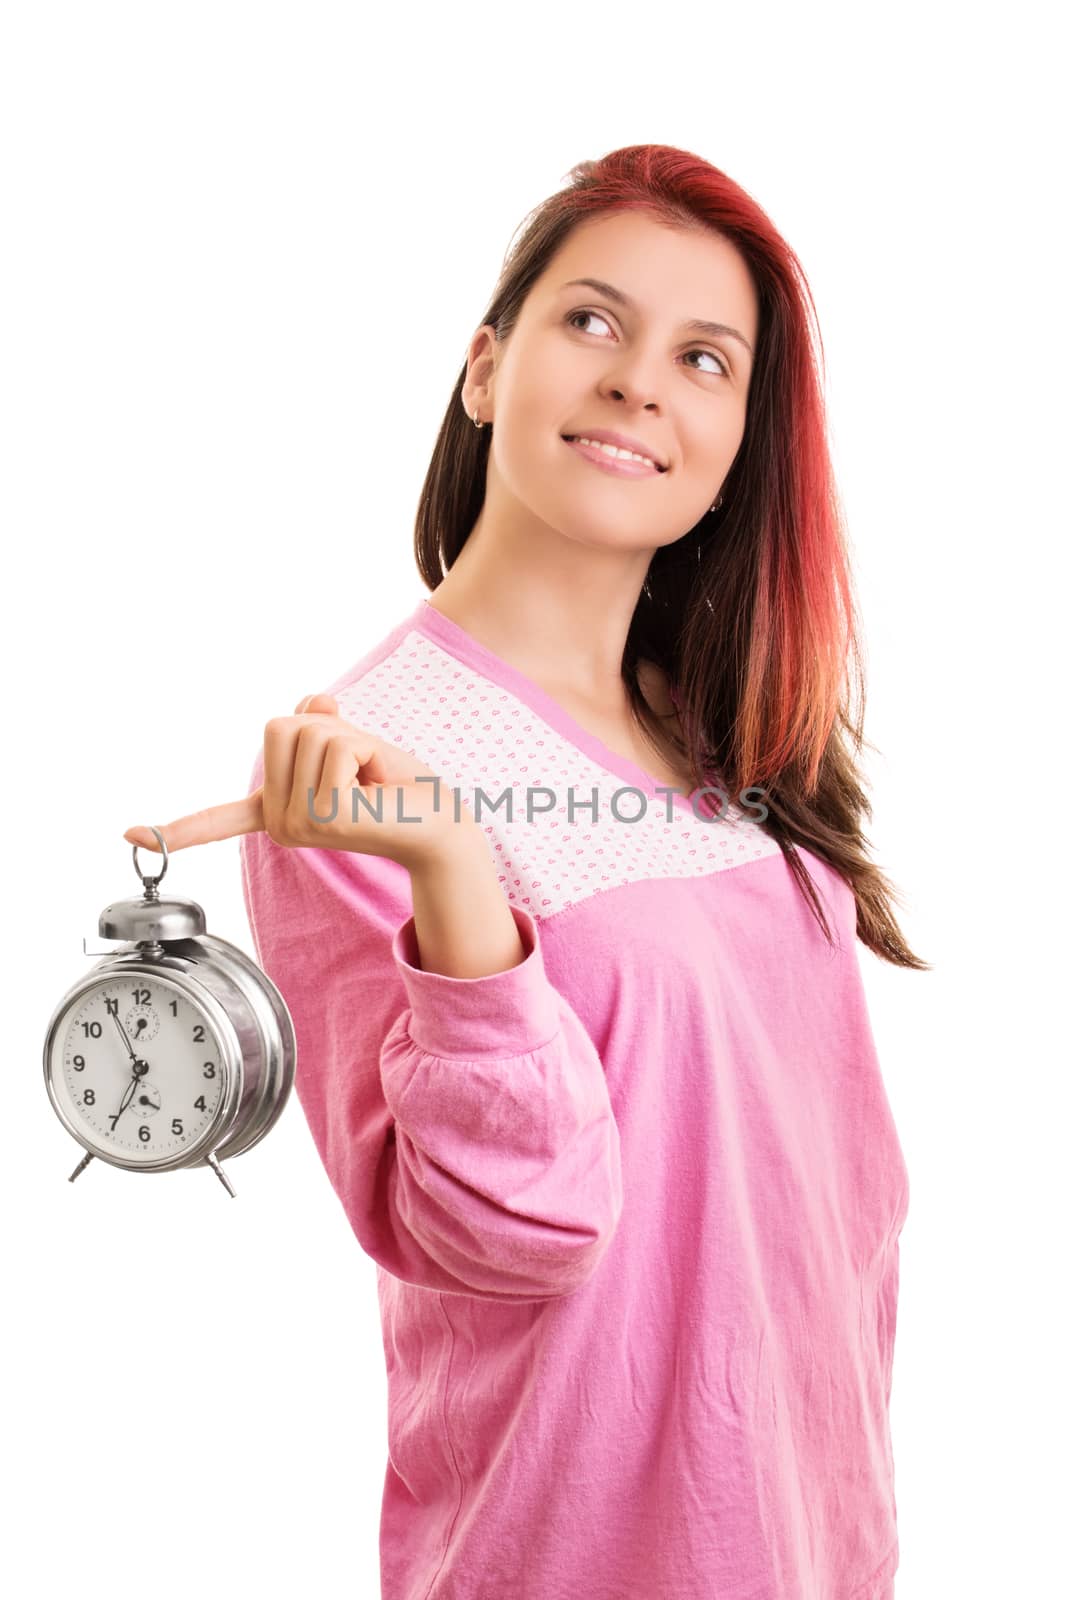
[131,825,169,891]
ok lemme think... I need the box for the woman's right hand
[122,693,479,874]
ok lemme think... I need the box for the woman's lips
[562,436,664,478]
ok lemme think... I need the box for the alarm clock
[43,827,296,1196]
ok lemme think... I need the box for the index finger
[123,791,265,852]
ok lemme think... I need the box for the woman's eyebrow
[558,276,754,357]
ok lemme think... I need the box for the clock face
[47,973,227,1165]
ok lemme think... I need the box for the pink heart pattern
[336,632,779,920]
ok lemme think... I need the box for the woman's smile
[561,434,665,478]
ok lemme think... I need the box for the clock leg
[205,1150,237,1198]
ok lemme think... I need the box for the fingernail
[124,826,153,846]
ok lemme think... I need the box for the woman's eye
[683,348,728,376]
[567,308,613,338]
[565,309,727,376]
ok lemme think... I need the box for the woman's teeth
[567,436,660,470]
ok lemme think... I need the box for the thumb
[296,692,339,714]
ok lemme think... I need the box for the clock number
[73,1054,85,1071]
[172,1118,184,1137]
[83,1088,95,1105]
[105,997,118,1016]
[169,1000,178,1016]
[80,1021,102,1038]
[193,1024,205,1044]
[202,1061,216,1079]
[194,1095,207,1111]
[133,987,151,1006]
[139,1125,151,1142]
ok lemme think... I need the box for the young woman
[126,144,924,1600]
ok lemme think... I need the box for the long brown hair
[413,144,929,971]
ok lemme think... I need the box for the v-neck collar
[408,598,721,821]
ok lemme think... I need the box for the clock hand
[107,1002,156,1131]
[110,1060,149,1130]
[109,1004,141,1065]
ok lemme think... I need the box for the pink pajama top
[239,597,910,1600]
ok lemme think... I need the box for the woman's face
[464,209,760,557]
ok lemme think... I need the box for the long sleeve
[238,751,623,1303]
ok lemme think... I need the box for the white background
[3,3,1063,1595]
